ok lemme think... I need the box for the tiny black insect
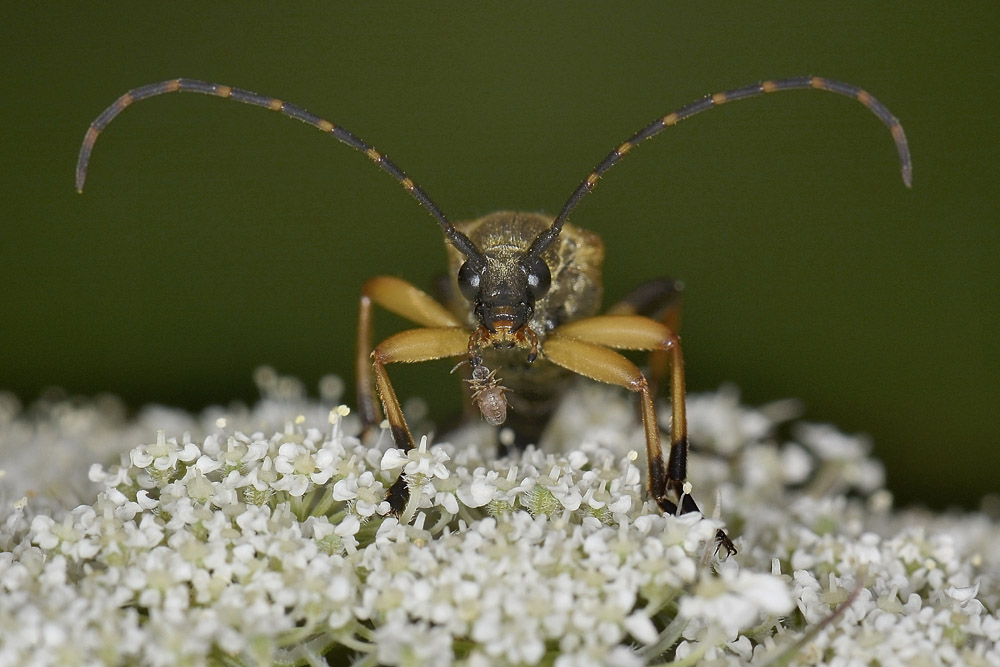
[77,76,912,555]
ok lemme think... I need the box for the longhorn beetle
[77,77,912,555]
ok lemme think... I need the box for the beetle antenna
[76,79,484,262]
[534,76,912,255]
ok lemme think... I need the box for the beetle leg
[606,278,684,400]
[357,276,463,431]
[547,316,735,554]
[606,278,683,323]
[370,326,469,512]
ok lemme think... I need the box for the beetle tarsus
[387,475,409,514]
[656,475,736,556]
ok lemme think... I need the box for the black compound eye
[523,256,551,300]
[457,260,482,302]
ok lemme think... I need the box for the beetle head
[456,244,551,336]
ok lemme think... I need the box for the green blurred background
[2,5,996,509]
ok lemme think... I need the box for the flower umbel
[0,378,997,665]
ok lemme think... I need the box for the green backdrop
[2,4,996,509]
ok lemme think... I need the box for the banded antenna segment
[531,76,912,257]
[75,79,484,263]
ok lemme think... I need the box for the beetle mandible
[76,77,912,555]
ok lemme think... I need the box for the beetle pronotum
[77,77,911,554]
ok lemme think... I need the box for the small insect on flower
[451,358,510,426]
[76,76,912,556]
[466,362,510,427]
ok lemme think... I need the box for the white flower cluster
[0,377,997,665]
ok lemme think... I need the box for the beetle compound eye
[523,256,551,301]
[457,260,482,302]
